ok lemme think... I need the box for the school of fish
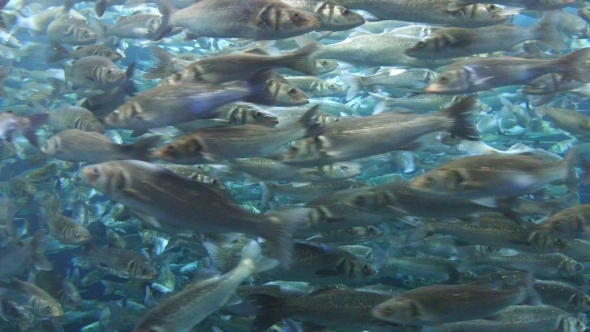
[2,0,590,331]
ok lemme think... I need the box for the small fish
[0,279,63,318]
[132,241,277,332]
[65,55,126,90]
[48,42,122,63]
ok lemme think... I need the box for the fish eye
[488,4,497,9]
[416,41,426,49]
[575,263,583,271]
[105,51,111,56]
[292,12,300,19]
[341,165,348,170]
[74,231,80,237]
[93,167,99,175]
[107,69,113,75]
[288,88,297,96]
[342,9,351,15]
[321,60,329,66]
[255,111,263,118]
[84,30,89,35]
[328,84,335,89]
[439,76,449,83]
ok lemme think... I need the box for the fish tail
[30,230,52,271]
[123,62,138,96]
[125,135,160,162]
[95,0,108,17]
[240,241,279,274]
[263,208,311,267]
[152,0,175,41]
[259,181,275,206]
[143,45,176,79]
[101,281,115,295]
[560,47,590,83]
[18,113,49,148]
[534,11,566,51]
[249,294,287,332]
[340,74,363,101]
[443,94,479,141]
[561,146,581,191]
[283,43,320,76]
[298,105,325,138]
[0,64,10,98]
[87,16,108,42]
[47,42,70,63]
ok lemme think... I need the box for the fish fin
[259,181,275,206]
[47,42,70,63]
[561,147,580,191]
[122,62,138,96]
[443,94,479,141]
[446,0,471,11]
[132,210,162,228]
[87,16,107,42]
[152,0,175,41]
[130,129,148,137]
[263,208,312,267]
[203,240,237,272]
[340,74,363,101]
[578,155,590,186]
[240,241,278,273]
[561,48,590,83]
[284,43,321,76]
[19,113,49,147]
[294,36,322,49]
[470,197,497,207]
[143,45,176,79]
[534,10,566,51]
[101,281,115,295]
[122,136,160,162]
[298,105,325,138]
[32,253,53,271]
[95,0,108,17]
[248,294,287,332]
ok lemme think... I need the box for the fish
[409,147,587,201]
[371,279,534,325]
[41,129,160,163]
[34,271,83,310]
[65,55,126,91]
[75,242,159,280]
[538,204,590,239]
[280,0,365,31]
[80,160,306,265]
[152,105,324,163]
[48,42,122,63]
[278,94,478,166]
[45,105,105,133]
[132,241,277,332]
[0,279,63,318]
[152,0,321,41]
[0,230,52,281]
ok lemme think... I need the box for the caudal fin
[47,42,70,63]
[298,105,325,138]
[19,113,49,147]
[124,135,160,161]
[443,94,479,141]
[560,48,590,83]
[340,74,363,101]
[262,207,311,267]
[95,0,108,17]
[283,43,320,76]
[240,241,279,274]
[143,45,176,79]
[152,0,175,41]
[248,294,288,332]
[30,230,52,271]
[534,11,566,51]
[562,146,580,191]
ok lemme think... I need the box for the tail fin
[263,207,311,267]
[0,65,10,98]
[240,241,279,274]
[562,146,580,191]
[282,43,320,76]
[152,0,175,41]
[143,45,176,79]
[340,74,363,101]
[47,42,70,63]
[87,16,108,42]
[122,62,138,96]
[30,230,52,271]
[18,113,49,147]
[95,0,108,17]
[297,105,325,138]
[260,181,275,205]
[101,281,116,295]
[560,48,590,83]
[123,135,160,162]
[249,294,288,332]
[443,94,479,141]
[369,92,390,114]
[534,11,566,51]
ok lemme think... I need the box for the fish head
[75,115,105,133]
[33,298,63,318]
[100,65,126,88]
[316,2,365,31]
[227,103,278,127]
[152,137,203,162]
[371,298,423,324]
[559,258,584,276]
[258,6,320,37]
[105,102,143,129]
[539,215,587,239]
[425,67,471,94]
[468,4,510,24]
[266,80,309,106]
[81,162,129,195]
[75,26,98,45]
[66,225,92,245]
[97,47,123,62]
[314,59,338,74]
[129,259,159,280]
[405,37,439,58]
